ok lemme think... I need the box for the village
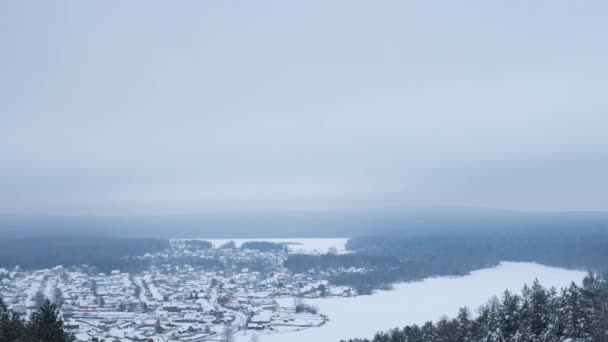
[0,239,357,341]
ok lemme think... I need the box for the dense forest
[2,213,608,297]
[0,237,169,272]
[0,298,74,342]
[3,209,607,240]
[284,253,494,294]
[240,241,288,252]
[0,237,292,276]
[1,208,607,278]
[347,228,608,274]
[182,239,212,249]
[342,274,608,342]
[284,226,608,294]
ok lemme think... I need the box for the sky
[1,1,608,215]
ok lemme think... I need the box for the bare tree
[222,323,234,342]
[33,290,46,308]
[52,287,64,308]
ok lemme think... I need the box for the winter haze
[2,2,608,342]
[2,1,608,216]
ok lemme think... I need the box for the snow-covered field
[236,262,586,342]
[179,238,350,254]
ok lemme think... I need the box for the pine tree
[499,290,521,341]
[561,282,592,341]
[0,298,26,342]
[436,316,457,342]
[540,287,562,342]
[481,304,505,342]
[345,279,608,342]
[528,279,551,338]
[515,292,533,342]
[581,273,604,342]
[404,324,423,342]
[456,307,473,342]
[421,321,439,342]
[27,299,74,342]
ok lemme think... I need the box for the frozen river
[237,262,586,342]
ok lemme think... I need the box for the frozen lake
[237,262,586,342]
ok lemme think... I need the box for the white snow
[236,262,586,342]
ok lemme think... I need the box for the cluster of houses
[0,241,355,341]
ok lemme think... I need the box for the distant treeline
[285,226,608,293]
[0,237,291,273]
[284,254,493,294]
[347,228,608,274]
[341,274,608,342]
[285,253,401,273]
[240,241,287,252]
[179,240,287,251]
[182,240,213,249]
[4,208,608,239]
[0,237,169,272]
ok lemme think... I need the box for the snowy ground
[174,238,350,254]
[235,262,586,342]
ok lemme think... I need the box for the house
[250,311,272,324]
[217,295,230,306]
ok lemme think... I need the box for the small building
[250,311,272,324]
[10,304,27,315]
[217,295,231,306]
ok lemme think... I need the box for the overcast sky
[1,1,608,215]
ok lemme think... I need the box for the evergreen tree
[481,301,504,342]
[421,321,439,342]
[561,282,594,341]
[515,294,533,342]
[436,316,457,342]
[581,273,605,342]
[27,299,74,342]
[456,307,473,342]
[542,286,562,342]
[0,298,26,342]
[528,279,551,338]
[499,290,521,341]
[404,324,423,342]
[342,278,608,342]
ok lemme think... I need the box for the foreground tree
[27,299,74,342]
[340,274,608,342]
[456,307,473,342]
[0,298,26,341]
[222,323,235,342]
